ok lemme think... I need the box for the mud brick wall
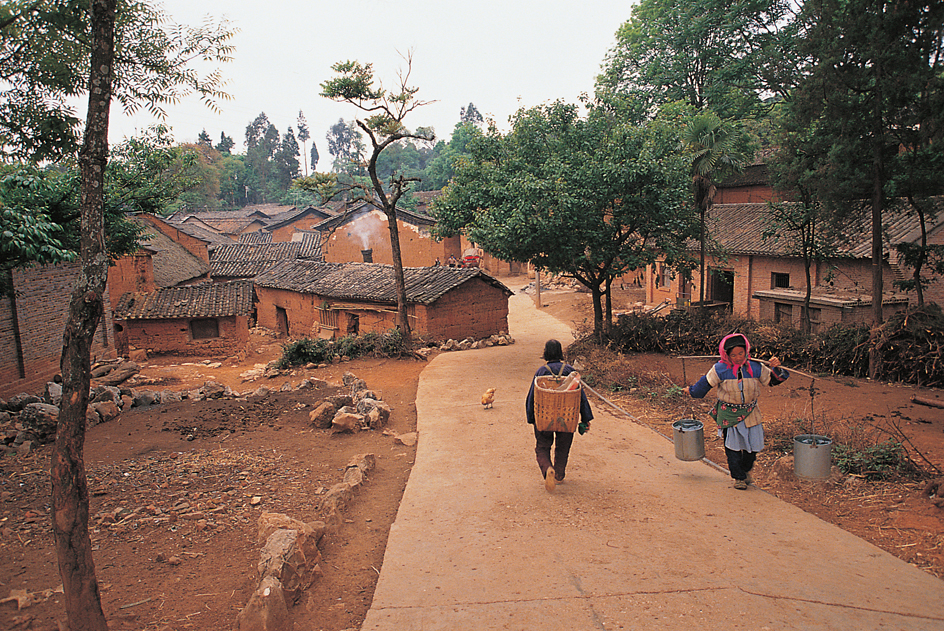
[271,216,327,243]
[123,315,249,357]
[255,287,321,338]
[108,253,155,307]
[141,216,211,263]
[323,211,446,267]
[420,279,509,340]
[0,263,115,399]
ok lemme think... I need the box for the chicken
[481,387,496,409]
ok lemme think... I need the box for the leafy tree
[459,102,484,125]
[0,0,235,163]
[197,129,212,146]
[297,110,310,176]
[681,111,753,305]
[271,126,301,194]
[785,0,944,376]
[310,141,320,172]
[326,118,366,175]
[321,55,435,344]
[244,112,280,203]
[596,0,798,119]
[1,2,234,626]
[422,121,481,190]
[434,100,695,340]
[215,131,235,154]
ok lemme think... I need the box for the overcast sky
[109,1,631,160]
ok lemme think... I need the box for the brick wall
[0,262,115,399]
[255,286,321,338]
[420,279,509,340]
[122,315,248,357]
[323,210,447,267]
[271,215,327,242]
[108,253,155,307]
[141,215,211,263]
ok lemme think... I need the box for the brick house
[266,206,337,242]
[253,260,512,341]
[0,262,116,399]
[113,280,254,358]
[646,201,941,328]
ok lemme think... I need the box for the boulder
[45,382,62,406]
[354,389,381,403]
[331,411,362,433]
[95,362,139,386]
[256,512,325,546]
[18,403,59,444]
[202,381,228,399]
[308,402,337,429]
[91,400,120,424]
[133,390,160,408]
[8,393,41,412]
[90,385,121,406]
[325,394,353,409]
[356,398,390,430]
[235,575,290,631]
[257,528,324,603]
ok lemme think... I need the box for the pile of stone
[0,370,389,456]
[439,331,515,352]
[235,453,376,631]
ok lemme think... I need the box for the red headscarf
[719,333,754,378]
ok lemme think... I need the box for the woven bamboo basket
[533,375,581,433]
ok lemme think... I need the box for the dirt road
[361,292,944,630]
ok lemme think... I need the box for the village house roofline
[115,280,254,320]
[254,259,512,305]
[752,288,911,307]
[138,213,234,249]
[311,200,436,232]
[238,229,273,243]
[130,217,211,286]
[209,235,323,279]
[264,205,337,231]
[696,198,944,258]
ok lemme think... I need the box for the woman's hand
[683,386,691,395]
[768,356,781,369]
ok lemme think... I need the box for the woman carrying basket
[526,339,593,492]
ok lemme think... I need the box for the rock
[87,406,101,427]
[120,394,133,410]
[331,412,362,433]
[354,389,380,403]
[326,394,353,409]
[394,431,418,446]
[256,512,325,546]
[306,378,328,389]
[161,390,182,403]
[236,575,290,631]
[341,372,357,388]
[45,382,62,406]
[356,398,390,430]
[16,440,33,457]
[18,403,59,444]
[90,385,121,406]
[96,362,140,386]
[128,348,148,363]
[279,382,293,393]
[308,402,337,429]
[251,386,271,399]
[132,390,159,407]
[8,393,41,412]
[257,528,324,604]
[202,381,228,399]
[91,400,120,424]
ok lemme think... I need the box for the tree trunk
[604,276,613,339]
[52,1,115,629]
[868,113,885,380]
[384,208,412,345]
[590,284,605,344]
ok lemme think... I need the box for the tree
[787,0,944,377]
[459,102,484,125]
[321,55,435,345]
[596,0,799,119]
[422,121,481,190]
[326,118,366,175]
[244,112,280,203]
[310,141,319,172]
[1,2,233,627]
[297,110,310,176]
[0,0,235,162]
[215,131,235,154]
[680,111,753,305]
[271,126,301,194]
[197,129,212,146]
[434,100,695,341]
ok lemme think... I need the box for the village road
[359,291,944,630]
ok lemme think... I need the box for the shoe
[545,467,556,492]
[745,472,754,485]
[733,479,748,490]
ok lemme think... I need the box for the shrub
[277,329,409,367]
[833,440,917,480]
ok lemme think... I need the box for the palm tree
[681,113,751,305]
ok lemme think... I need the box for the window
[191,318,220,339]
[772,272,790,289]
[661,265,673,288]
[774,302,792,324]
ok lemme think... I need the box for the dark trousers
[722,427,757,481]
[533,425,574,481]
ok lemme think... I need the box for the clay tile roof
[210,239,323,279]
[115,280,254,320]
[703,197,944,258]
[130,218,210,286]
[254,260,512,305]
[238,230,272,244]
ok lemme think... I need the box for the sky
[110,0,632,160]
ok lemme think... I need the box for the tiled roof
[266,205,337,229]
[210,238,323,278]
[254,260,512,305]
[312,200,435,232]
[238,230,273,243]
[131,218,210,286]
[115,280,254,319]
[701,199,944,258]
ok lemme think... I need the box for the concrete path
[361,292,944,630]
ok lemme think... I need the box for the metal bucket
[672,418,705,461]
[794,434,833,480]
